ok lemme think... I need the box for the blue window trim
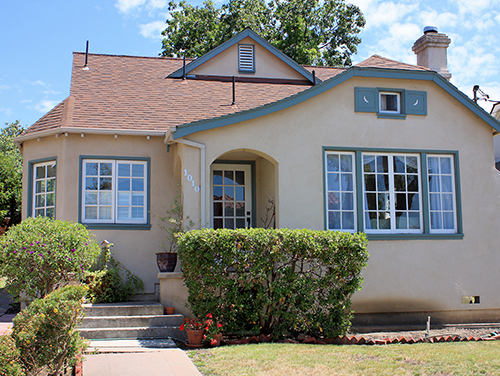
[212,160,256,228]
[323,146,464,240]
[27,156,58,218]
[238,43,256,74]
[78,155,152,230]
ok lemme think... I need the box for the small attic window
[379,92,400,113]
[238,44,255,73]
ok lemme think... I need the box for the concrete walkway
[84,339,202,376]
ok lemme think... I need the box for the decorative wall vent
[238,44,255,73]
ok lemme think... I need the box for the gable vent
[238,44,255,73]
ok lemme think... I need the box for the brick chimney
[412,26,451,80]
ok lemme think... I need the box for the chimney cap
[424,26,438,34]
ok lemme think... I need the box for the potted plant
[180,317,205,347]
[157,188,194,272]
[203,313,224,347]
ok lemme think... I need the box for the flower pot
[156,252,177,272]
[210,333,223,347]
[186,329,205,348]
[164,307,175,315]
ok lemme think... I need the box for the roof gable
[173,66,500,139]
[168,28,316,83]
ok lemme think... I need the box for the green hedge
[178,228,368,338]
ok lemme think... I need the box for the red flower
[180,323,185,331]
[206,313,213,319]
[218,323,223,328]
[210,339,217,346]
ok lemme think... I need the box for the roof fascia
[15,127,166,144]
[167,29,316,83]
[173,67,500,139]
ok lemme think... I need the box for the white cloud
[451,0,500,16]
[0,84,10,90]
[365,1,419,28]
[147,0,168,9]
[417,11,458,29]
[139,20,166,39]
[0,108,13,117]
[370,22,421,62]
[26,80,47,87]
[115,0,147,13]
[35,100,60,113]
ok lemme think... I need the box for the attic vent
[238,44,255,73]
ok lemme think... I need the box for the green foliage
[84,241,144,303]
[11,285,88,376]
[158,188,195,252]
[0,216,101,299]
[161,0,365,66]
[0,120,25,227]
[0,334,22,376]
[178,228,368,338]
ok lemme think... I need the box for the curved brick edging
[224,333,500,346]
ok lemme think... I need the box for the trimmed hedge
[178,228,368,338]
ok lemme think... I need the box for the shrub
[84,241,144,303]
[0,334,22,376]
[0,216,101,299]
[178,228,368,338]
[11,285,88,376]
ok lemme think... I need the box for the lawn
[190,342,500,375]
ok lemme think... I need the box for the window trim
[323,146,463,240]
[379,92,401,114]
[28,157,57,218]
[78,156,151,230]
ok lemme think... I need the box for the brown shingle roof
[356,54,433,71]
[22,52,429,138]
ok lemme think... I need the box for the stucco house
[16,27,500,326]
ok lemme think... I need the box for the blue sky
[1,0,499,129]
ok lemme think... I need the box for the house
[16,27,500,326]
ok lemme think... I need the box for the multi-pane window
[33,161,56,218]
[213,168,247,229]
[363,154,421,232]
[325,152,356,231]
[428,155,456,232]
[82,159,147,224]
[325,150,458,236]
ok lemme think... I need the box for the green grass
[189,342,500,376]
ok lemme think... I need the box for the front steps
[79,301,187,340]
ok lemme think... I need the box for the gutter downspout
[165,129,207,228]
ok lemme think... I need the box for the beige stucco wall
[191,37,305,81]
[178,75,500,322]
[21,134,178,294]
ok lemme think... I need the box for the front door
[211,163,252,229]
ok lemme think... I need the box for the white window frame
[362,153,423,234]
[82,159,147,225]
[325,151,357,232]
[379,92,401,114]
[33,161,56,219]
[428,154,457,234]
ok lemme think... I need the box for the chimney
[412,26,451,80]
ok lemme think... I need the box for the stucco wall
[21,134,177,294]
[181,75,500,322]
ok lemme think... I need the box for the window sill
[377,113,407,120]
[82,223,151,231]
[367,233,464,240]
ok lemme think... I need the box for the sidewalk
[84,339,202,376]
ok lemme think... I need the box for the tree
[161,0,365,67]
[0,121,24,228]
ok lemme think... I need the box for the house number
[184,169,200,192]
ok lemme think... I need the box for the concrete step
[83,301,164,317]
[79,314,184,329]
[79,326,187,340]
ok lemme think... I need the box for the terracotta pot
[186,329,205,347]
[210,333,223,347]
[156,252,177,272]
[164,307,175,315]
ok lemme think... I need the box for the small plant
[84,241,144,303]
[0,216,101,300]
[180,317,204,331]
[11,285,88,376]
[158,188,195,253]
[203,313,223,346]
